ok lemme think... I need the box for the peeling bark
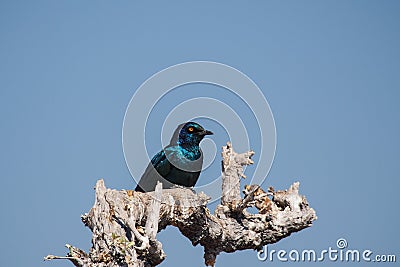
[45,142,317,266]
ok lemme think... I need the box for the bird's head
[170,121,213,146]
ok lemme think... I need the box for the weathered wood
[45,143,317,267]
[221,142,254,208]
[145,182,162,240]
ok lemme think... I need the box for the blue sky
[1,1,399,266]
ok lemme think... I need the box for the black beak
[199,130,213,136]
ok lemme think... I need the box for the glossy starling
[135,122,213,192]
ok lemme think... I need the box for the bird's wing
[135,148,173,192]
[150,149,172,177]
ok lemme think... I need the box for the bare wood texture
[221,142,254,208]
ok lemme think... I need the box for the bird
[135,122,213,192]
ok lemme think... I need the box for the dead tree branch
[45,142,317,266]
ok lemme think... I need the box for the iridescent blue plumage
[135,122,213,192]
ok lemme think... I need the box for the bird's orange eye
[188,127,194,132]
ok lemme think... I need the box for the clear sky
[1,1,399,266]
